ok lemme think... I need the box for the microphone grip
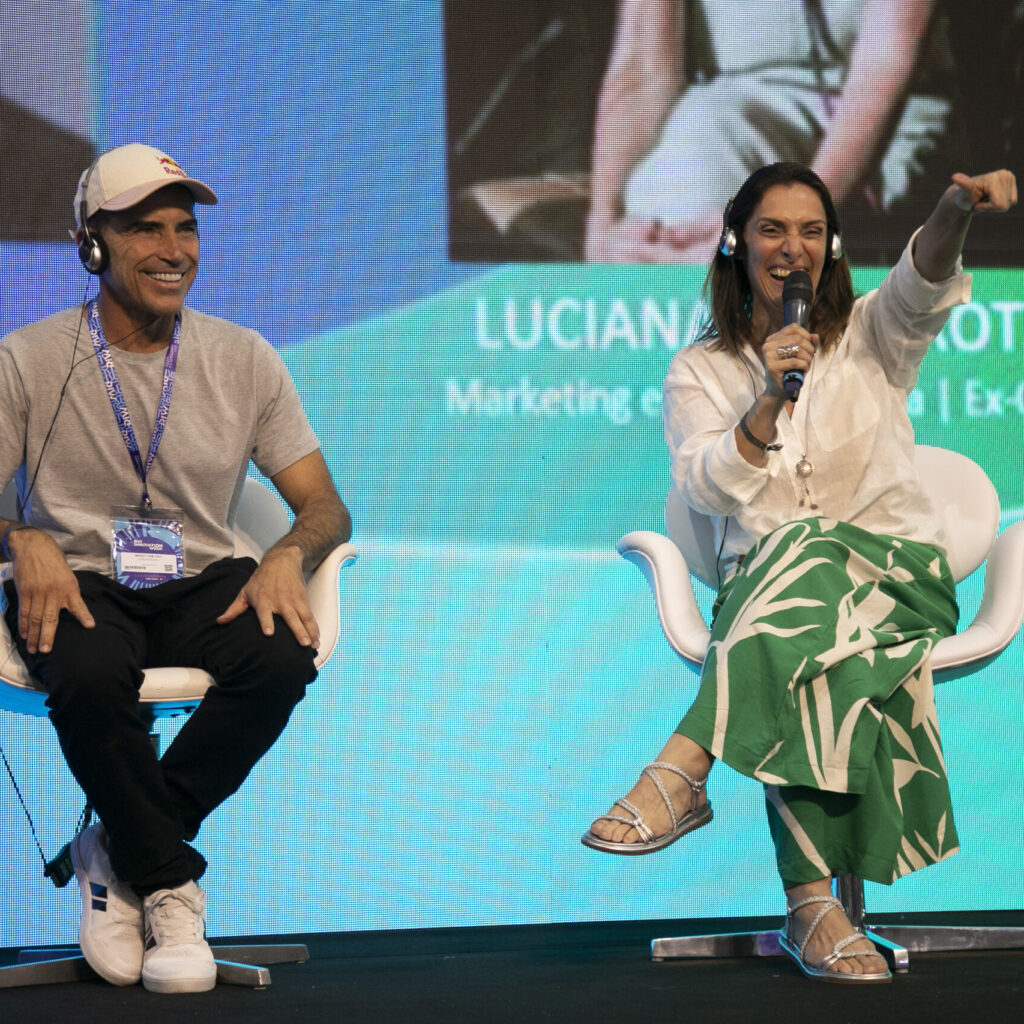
[781,272,812,402]
[782,369,803,401]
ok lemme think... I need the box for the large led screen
[1,1,1022,950]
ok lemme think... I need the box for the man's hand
[219,448,349,648]
[9,528,95,654]
[216,545,319,648]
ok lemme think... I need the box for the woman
[582,162,1017,982]
[585,0,954,262]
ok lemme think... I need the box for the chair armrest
[2,542,359,716]
[0,609,34,690]
[616,530,710,667]
[307,542,358,670]
[1,604,47,713]
[933,520,1024,682]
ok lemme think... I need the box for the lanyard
[88,300,180,509]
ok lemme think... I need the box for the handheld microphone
[781,271,814,401]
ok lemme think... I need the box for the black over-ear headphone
[77,157,108,275]
[718,197,844,264]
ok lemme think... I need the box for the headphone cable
[15,295,160,521]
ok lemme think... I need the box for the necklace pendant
[796,457,814,479]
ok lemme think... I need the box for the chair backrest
[665,444,1000,588]
[232,477,291,558]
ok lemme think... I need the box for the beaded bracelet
[739,413,783,452]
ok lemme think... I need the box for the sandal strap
[786,895,844,961]
[613,799,655,842]
[832,931,869,956]
[646,761,707,794]
[786,895,884,969]
[640,761,707,832]
[591,801,656,842]
[822,931,886,969]
[592,761,710,847]
[787,894,841,916]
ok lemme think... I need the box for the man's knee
[216,627,317,706]
[41,645,144,720]
[260,633,316,701]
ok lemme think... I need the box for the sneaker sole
[142,968,217,994]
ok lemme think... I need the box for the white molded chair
[0,478,357,989]
[616,445,1024,972]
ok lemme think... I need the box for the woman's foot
[783,879,891,981]
[582,733,713,854]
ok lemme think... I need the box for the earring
[830,232,844,262]
[719,226,738,257]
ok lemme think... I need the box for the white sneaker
[141,881,217,994]
[70,823,144,986]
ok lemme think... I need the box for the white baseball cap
[74,143,218,228]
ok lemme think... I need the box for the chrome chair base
[0,942,309,990]
[651,924,1024,973]
[651,869,1024,975]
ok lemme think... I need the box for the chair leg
[868,925,1024,957]
[0,943,309,990]
[650,874,899,967]
[210,943,310,990]
[649,924,908,970]
[836,872,908,973]
[833,873,1024,969]
[0,950,96,988]
[651,929,781,960]
[652,873,1024,972]
[650,876,863,964]
[863,929,910,973]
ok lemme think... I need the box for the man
[0,144,352,994]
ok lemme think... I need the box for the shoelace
[106,886,144,926]
[146,890,203,946]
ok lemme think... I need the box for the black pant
[4,558,317,893]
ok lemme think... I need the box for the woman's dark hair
[694,162,855,356]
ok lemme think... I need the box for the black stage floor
[3,916,1023,1023]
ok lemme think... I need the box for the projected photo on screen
[445,0,1023,265]
[0,0,95,241]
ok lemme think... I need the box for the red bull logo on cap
[159,156,187,179]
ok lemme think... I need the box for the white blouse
[663,232,971,573]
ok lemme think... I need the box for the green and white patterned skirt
[677,517,960,887]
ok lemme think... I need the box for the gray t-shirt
[0,304,320,576]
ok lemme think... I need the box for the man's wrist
[262,541,305,566]
[1,523,33,561]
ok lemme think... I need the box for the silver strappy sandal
[581,760,712,855]
[779,895,892,983]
